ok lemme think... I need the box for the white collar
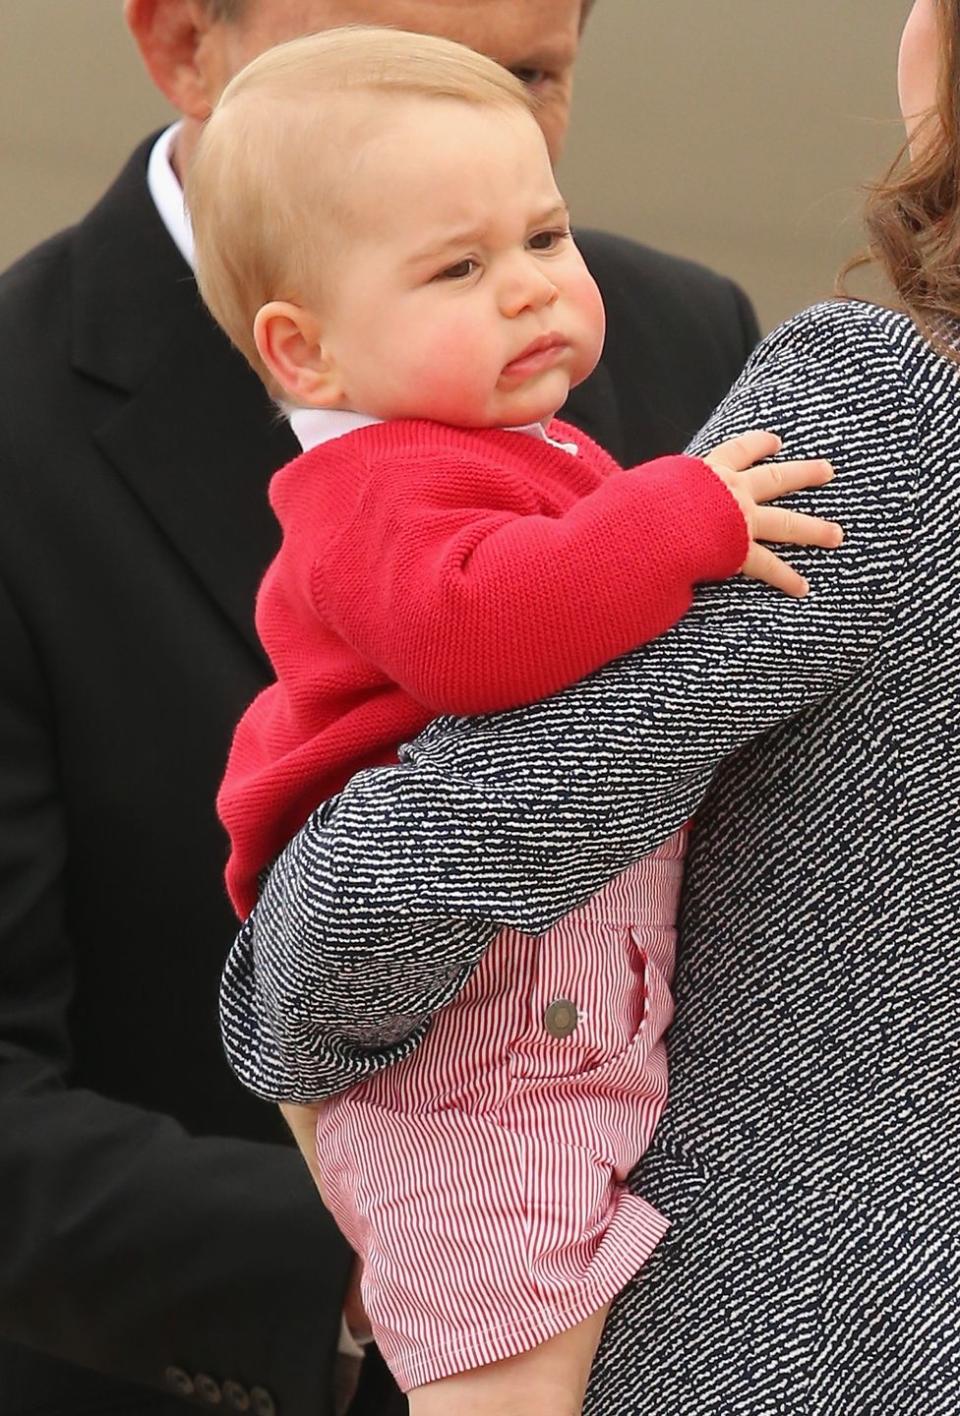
[288,407,578,455]
[147,122,194,269]
[145,127,577,458]
[288,407,380,450]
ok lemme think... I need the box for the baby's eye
[528,229,570,253]
[434,259,478,281]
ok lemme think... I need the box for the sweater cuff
[663,454,750,583]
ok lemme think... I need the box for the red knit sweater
[218,418,748,917]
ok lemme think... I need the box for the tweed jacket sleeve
[220,301,919,1102]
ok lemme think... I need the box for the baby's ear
[253,302,344,407]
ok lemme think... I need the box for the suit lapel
[71,137,297,669]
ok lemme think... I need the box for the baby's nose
[498,259,560,317]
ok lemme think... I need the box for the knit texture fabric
[218,417,747,917]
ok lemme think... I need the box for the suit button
[544,998,578,1038]
[196,1373,223,1405]
[223,1380,251,1411]
[250,1387,277,1416]
[164,1366,195,1398]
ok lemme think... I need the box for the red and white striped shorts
[314,829,687,1391]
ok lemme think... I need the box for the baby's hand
[703,431,843,597]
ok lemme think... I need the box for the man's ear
[124,0,223,122]
[254,303,346,409]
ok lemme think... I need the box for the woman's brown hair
[845,0,960,339]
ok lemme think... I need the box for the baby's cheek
[406,322,494,421]
[563,270,606,385]
[421,325,479,377]
[573,269,606,342]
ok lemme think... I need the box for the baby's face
[310,97,606,427]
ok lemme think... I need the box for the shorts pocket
[507,925,668,1082]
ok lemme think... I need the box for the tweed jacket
[221,299,959,1412]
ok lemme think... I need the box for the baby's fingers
[753,504,844,549]
[745,458,834,503]
[742,544,810,598]
[703,430,783,473]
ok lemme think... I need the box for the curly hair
[844,0,960,341]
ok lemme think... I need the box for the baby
[188,27,838,1415]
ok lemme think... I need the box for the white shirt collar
[288,408,578,456]
[287,407,380,450]
[147,122,194,269]
[146,126,577,457]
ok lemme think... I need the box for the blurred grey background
[1,0,906,332]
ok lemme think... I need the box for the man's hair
[188,27,535,392]
[204,1,598,27]
[202,0,249,21]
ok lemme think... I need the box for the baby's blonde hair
[188,27,536,390]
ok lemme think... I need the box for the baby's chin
[482,386,573,430]
[400,401,563,431]
[378,377,572,430]
[460,406,564,431]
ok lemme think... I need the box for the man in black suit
[0,1,758,1412]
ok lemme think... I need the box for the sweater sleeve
[314,446,747,715]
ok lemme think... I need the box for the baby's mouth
[501,334,569,380]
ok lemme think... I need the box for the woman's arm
[222,301,921,1102]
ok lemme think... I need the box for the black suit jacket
[0,135,757,1416]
